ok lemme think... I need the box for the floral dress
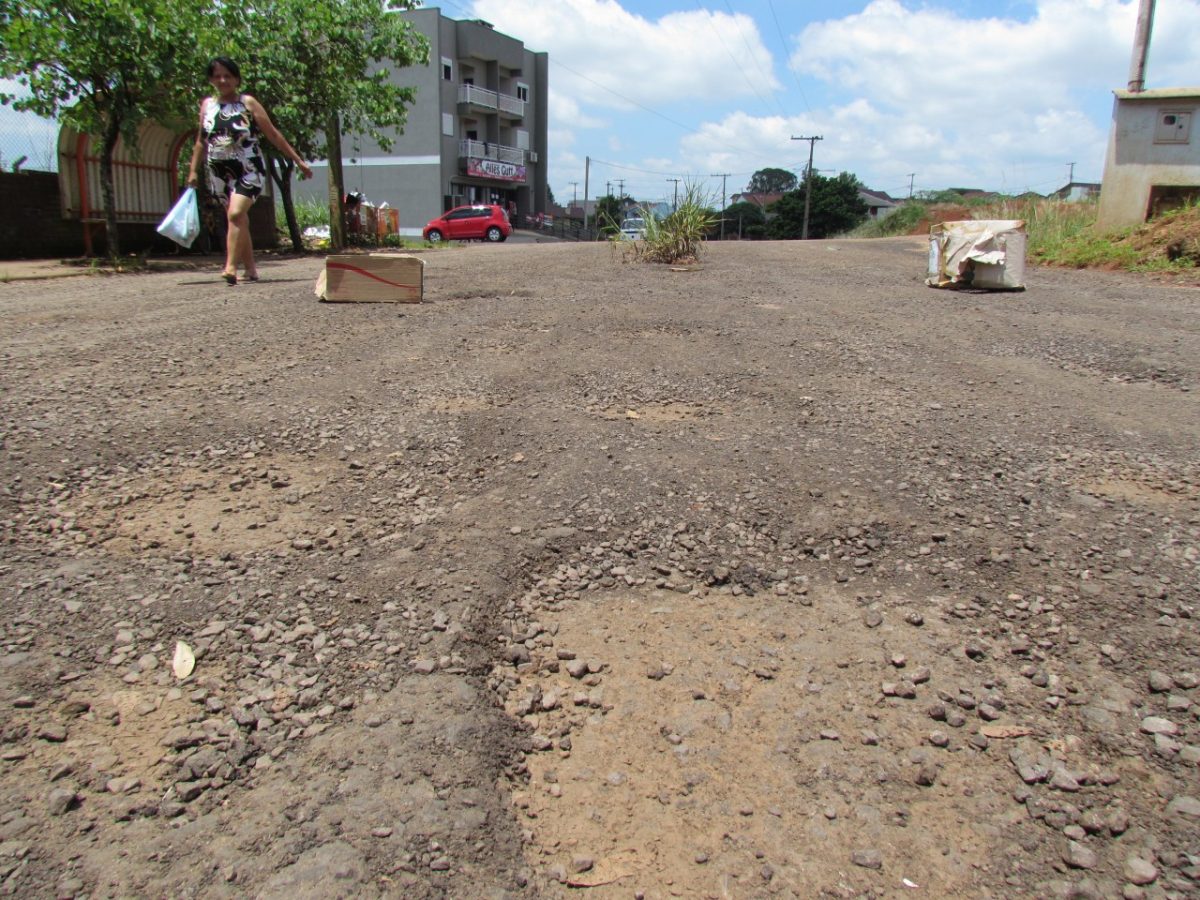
[202,95,266,202]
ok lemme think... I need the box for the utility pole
[606,180,612,198]
[711,172,730,239]
[1127,0,1156,92]
[569,181,579,206]
[667,178,681,211]
[583,157,590,234]
[907,173,916,199]
[791,135,823,239]
[1066,162,1075,185]
[615,179,625,202]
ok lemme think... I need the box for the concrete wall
[0,171,82,259]
[1097,89,1200,231]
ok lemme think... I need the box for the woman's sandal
[244,275,260,283]
[222,272,237,286]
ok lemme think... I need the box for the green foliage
[223,0,428,250]
[224,0,428,153]
[0,0,218,257]
[767,172,869,239]
[990,197,1098,263]
[747,167,797,194]
[720,201,767,239]
[0,0,214,137]
[277,196,328,231]
[626,184,718,264]
[594,194,622,236]
[850,201,929,238]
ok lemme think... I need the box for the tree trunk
[266,155,303,253]
[99,114,122,261]
[325,114,346,252]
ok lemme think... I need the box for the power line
[714,1,789,120]
[767,0,812,115]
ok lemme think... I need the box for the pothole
[504,588,1005,897]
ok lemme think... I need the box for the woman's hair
[205,57,242,82]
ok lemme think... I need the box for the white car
[619,217,646,240]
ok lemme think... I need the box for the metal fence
[0,106,58,173]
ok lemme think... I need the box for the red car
[423,204,512,243]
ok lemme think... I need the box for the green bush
[277,197,329,233]
[624,184,718,264]
[850,202,928,238]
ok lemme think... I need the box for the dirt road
[1,238,1198,898]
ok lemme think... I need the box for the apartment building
[305,8,549,237]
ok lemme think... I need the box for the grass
[851,203,928,238]
[277,197,329,232]
[853,194,1200,275]
[619,184,719,265]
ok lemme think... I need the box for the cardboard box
[320,254,423,303]
[927,220,1026,291]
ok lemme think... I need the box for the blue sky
[4,0,1196,207]
[454,0,1199,205]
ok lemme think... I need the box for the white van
[619,216,646,241]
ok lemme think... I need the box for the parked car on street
[619,216,647,241]
[423,205,512,243]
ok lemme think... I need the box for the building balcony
[458,139,529,183]
[457,83,525,119]
[459,139,528,166]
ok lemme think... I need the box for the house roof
[1114,87,1200,101]
[730,192,783,207]
[858,188,897,208]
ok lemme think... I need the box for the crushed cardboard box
[927,220,1026,291]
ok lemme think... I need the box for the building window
[441,57,453,81]
[442,114,454,136]
[516,82,529,103]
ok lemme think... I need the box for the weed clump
[621,185,718,265]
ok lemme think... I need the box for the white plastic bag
[156,187,200,248]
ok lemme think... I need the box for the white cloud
[766,0,1181,190]
[526,0,1200,199]
[548,93,606,131]
[794,0,1129,116]
[471,0,780,108]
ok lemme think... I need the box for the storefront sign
[467,158,526,182]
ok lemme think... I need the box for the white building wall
[1097,88,1200,231]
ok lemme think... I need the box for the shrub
[623,184,718,264]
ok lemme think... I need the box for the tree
[1,0,218,260]
[594,194,622,236]
[767,172,869,240]
[224,0,428,251]
[746,167,797,195]
[720,201,767,239]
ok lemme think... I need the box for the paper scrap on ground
[173,641,196,680]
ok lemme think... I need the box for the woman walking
[187,57,312,285]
